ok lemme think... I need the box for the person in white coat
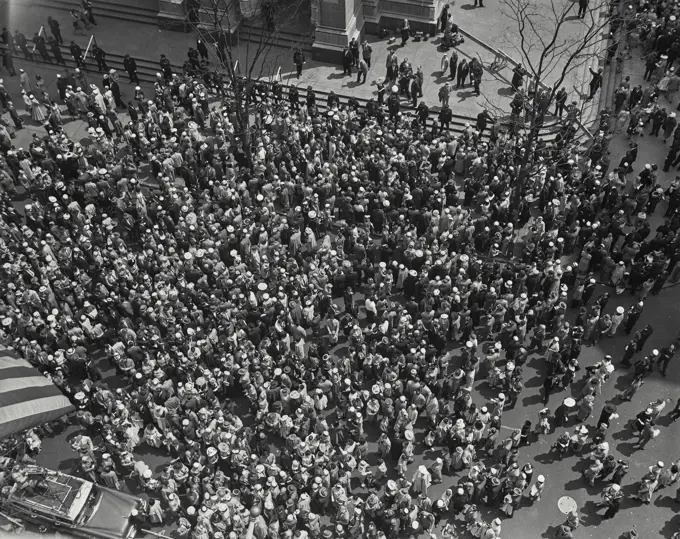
[412,465,432,495]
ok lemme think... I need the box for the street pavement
[20,114,680,539]
[4,3,680,539]
[27,244,680,539]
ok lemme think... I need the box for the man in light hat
[411,465,432,495]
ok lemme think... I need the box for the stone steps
[237,22,314,53]
[30,0,159,26]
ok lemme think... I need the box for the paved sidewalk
[8,2,513,118]
[3,0,611,150]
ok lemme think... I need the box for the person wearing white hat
[528,474,545,502]
[411,465,432,495]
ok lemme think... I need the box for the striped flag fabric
[0,345,74,439]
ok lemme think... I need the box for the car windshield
[76,484,101,526]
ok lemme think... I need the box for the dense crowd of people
[1,0,680,538]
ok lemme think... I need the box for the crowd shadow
[541,525,561,538]
[660,514,680,538]
[497,86,514,96]
[579,499,603,527]
[524,374,544,388]
[563,476,601,496]
[522,393,545,407]
[456,90,476,101]
[616,441,638,456]
[56,457,78,472]
[533,449,560,465]
[430,70,450,84]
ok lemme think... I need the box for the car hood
[82,488,141,539]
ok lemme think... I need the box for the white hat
[537,475,545,482]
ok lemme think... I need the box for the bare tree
[483,0,620,214]
[185,0,310,154]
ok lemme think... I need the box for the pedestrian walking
[49,37,66,66]
[342,46,352,75]
[2,46,16,76]
[587,66,603,100]
[71,10,88,34]
[636,324,653,352]
[293,48,305,78]
[19,69,31,93]
[362,40,372,68]
[657,344,675,376]
[357,59,368,84]
[123,54,139,84]
[438,82,450,107]
[92,44,108,73]
[664,112,677,142]
[624,301,644,334]
[400,19,410,46]
[47,16,63,44]
[70,41,86,69]
[449,50,458,81]
[668,398,680,421]
[14,30,33,61]
[82,0,97,25]
[349,37,360,67]
[457,59,468,88]
[6,101,23,129]
[33,32,51,63]
[439,103,452,131]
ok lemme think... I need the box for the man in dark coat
[70,41,86,69]
[476,109,493,134]
[2,45,16,76]
[47,16,63,44]
[439,104,452,131]
[123,54,139,84]
[197,38,209,60]
[624,301,644,334]
[14,30,33,60]
[597,403,618,429]
[33,32,51,63]
[49,37,66,66]
[92,44,108,73]
[56,74,68,101]
[110,78,126,109]
[160,54,173,81]
[587,66,603,99]
[342,47,353,76]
